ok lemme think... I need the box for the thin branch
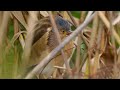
[67,11,78,27]
[48,11,71,74]
[75,11,86,74]
[108,11,118,79]
[13,18,19,78]
[66,37,78,66]
[109,11,117,62]
[90,12,99,75]
[25,12,96,79]
[66,11,81,72]
[67,11,87,74]
[112,12,120,26]
[22,11,38,73]
[84,11,94,22]
[66,11,79,63]
[98,11,120,45]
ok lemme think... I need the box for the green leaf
[71,11,80,19]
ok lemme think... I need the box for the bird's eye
[62,30,65,33]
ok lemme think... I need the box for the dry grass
[0,11,120,79]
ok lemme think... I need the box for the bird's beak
[67,30,73,35]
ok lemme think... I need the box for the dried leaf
[40,11,49,17]
[11,11,27,29]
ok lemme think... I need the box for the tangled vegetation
[0,11,120,79]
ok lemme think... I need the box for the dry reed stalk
[48,11,71,75]
[25,12,96,79]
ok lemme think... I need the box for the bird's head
[55,16,72,39]
[32,15,73,45]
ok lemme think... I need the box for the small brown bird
[28,15,74,78]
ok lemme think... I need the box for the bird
[27,15,74,79]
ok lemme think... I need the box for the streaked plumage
[28,15,74,78]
